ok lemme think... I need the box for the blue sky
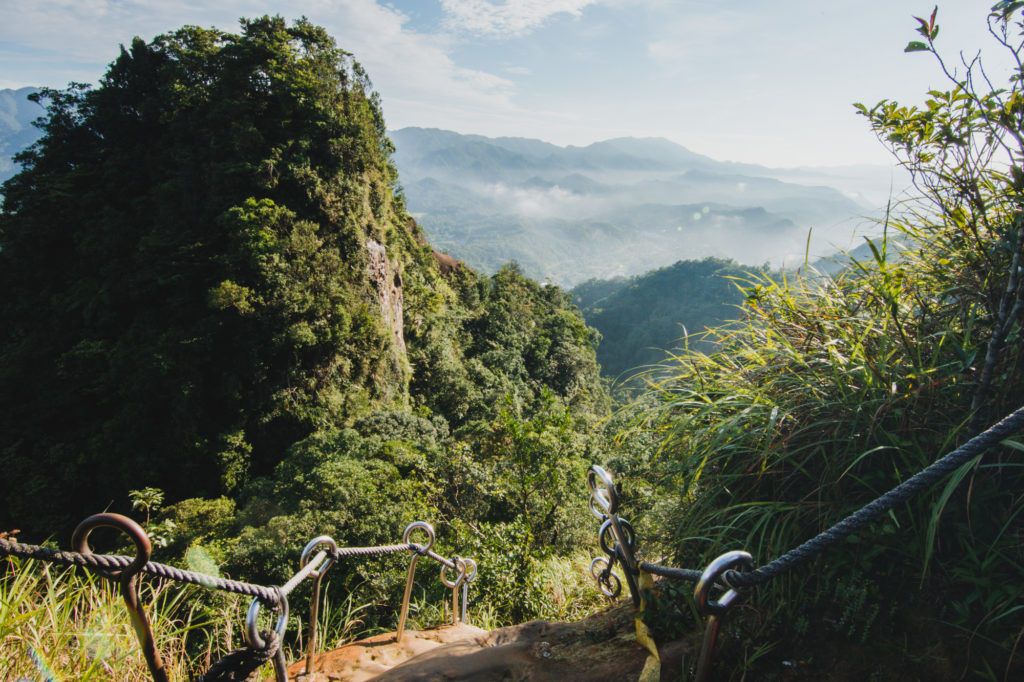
[0,1,1012,167]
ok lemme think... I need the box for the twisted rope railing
[588,405,1024,682]
[591,404,1024,594]
[726,404,1024,588]
[0,538,421,605]
[0,538,284,603]
[1,519,477,682]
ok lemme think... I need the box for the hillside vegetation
[3,5,1024,682]
[0,19,612,670]
[611,6,1024,678]
[572,257,760,380]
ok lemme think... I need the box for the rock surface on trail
[287,602,688,681]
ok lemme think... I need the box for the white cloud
[647,39,682,63]
[322,1,517,106]
[0,0,523,131]
[438,0,598,37]
[476,181,617,219]
[4,0,991,167]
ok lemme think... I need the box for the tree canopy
[572,257,759,381]
[0,17,609,546]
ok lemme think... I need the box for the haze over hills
[392,127,904,287]
[0,87,45,185]
[2,89,905,289]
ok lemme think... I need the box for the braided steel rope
[0,539,282,603]
[634,404,1024,588]
[640,563,702,582]
[197,630,281,682]
[2,524,471,682]
[724,405,1024,588]
[333,543,415,557]
[0,538,423,606]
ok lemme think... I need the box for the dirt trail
[286,602,689,681]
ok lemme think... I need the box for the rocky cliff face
[366,238,406,355]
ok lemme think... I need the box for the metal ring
[589,557,621,598]
[403,521,435,555]
[440,556,468,588]
[598,518,635,556]
[694,551,754,618]
[72,513,168,682]
[461,557,478,583]
[72,513,151,582]
[589,556,610,581]
[300,535,338,578]
[587,465,618,518]
[245,590,289,649]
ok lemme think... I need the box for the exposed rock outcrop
[431,249,463,277]
[366,238,406,354]
[287,602,689,681]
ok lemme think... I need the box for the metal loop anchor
[245,588,289,682]
[441,556,469,624]
[693,550,754,682]
[301,535,338,578]
[459,557,478,624]
[300,535,338,675]
[72,513,169,682]
[587,464,619,520]
[598,517,636,557]
[587,465,641,605]
[397,521,435,642]
[589,556,622,599]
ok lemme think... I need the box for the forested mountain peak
[0,87,41,132]
[572,257,758,379]
[393,127,726,174]
[0,18,609,542]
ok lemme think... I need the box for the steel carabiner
[440,555,469,624]
[245,588,289,682]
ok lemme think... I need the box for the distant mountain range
[0,87,45,185]
[1,88,905,287]
[391,127,906,287]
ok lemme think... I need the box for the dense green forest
[4,5,1024,681]
[572,257,759,380]
[0,17,611,637]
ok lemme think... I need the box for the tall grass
[620,217,1024,676]
[1,548,602,679]
[0,555,224,680]
[0,554,412,680]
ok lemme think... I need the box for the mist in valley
[392,127,907,287]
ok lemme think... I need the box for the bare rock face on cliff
[366,238,406,355]
[287,601,689,681]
